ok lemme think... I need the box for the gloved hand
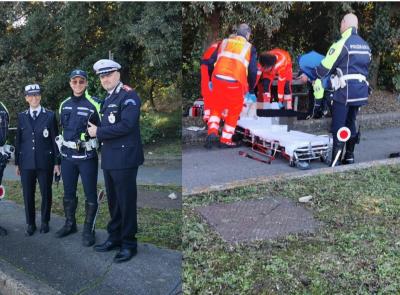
[244,92,257,103]
[208,81,213,91]
[278,102,285,109]
[313,79,324,99]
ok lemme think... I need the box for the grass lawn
[3,180,181,251]
[183,165,400,294]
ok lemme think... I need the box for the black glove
[311,99,322,119]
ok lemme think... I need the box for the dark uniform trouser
[61,157,98,203]
[103,168,138,249]
[331,101,359,141]
[21,169,53,225]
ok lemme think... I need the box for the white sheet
[237,118,330,156]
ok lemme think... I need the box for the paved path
[3,159,182,186]
[183,127,400,195]
[0,200,182,295]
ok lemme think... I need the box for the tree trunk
[148,81,157,112]
[204,7,220,49]
[370,54,380,89]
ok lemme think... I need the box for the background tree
[183,2,400,106]
[0,2,181,144]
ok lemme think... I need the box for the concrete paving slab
[138,190,182,210]
[196,197,318,243]
[0,200,181,295]
[183,127,400,195]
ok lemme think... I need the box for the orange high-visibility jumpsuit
[207,36,255,145]
[260,48,293,109]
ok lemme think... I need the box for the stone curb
[183,112,400,145]
[183,157,400,196]
[0,259,62,295]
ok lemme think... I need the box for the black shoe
[113,248,137,263]
[204,134,219,149]
[25,224,36,236]
[40,222,49,234]
[94,240,121,252]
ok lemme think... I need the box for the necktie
[33,110,37,120]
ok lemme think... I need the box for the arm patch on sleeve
[124,99,136,106]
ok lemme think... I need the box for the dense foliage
[183,2,400,106]
[0,2,182,143]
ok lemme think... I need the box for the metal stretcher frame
[235,122,331,167]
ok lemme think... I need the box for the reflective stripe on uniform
[223,124,236,133]
[208,116,221,124]
[321,28,352,70]
[217,38,251,68]
[347,97,368,102]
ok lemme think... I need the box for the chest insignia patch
[108,113,116,124]
[43,128,49,138]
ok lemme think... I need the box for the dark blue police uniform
[315,27,371,164]
[15,106,59,234]
[56,89,101,244]
[96,81,144,254]
[0,101,10,187]
[0,101,10,236]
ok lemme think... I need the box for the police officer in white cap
[88,59,144,263]
[15,84,60,236]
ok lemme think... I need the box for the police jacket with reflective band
[315,27,371,106]
[15,108,60,169]
[59,90,101,160]
[97,82,144,170]
[0,101,9,146]
[208,36,258,93]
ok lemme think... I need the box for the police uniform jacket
[315,27,371,106]
[97,82,144,170]
[15,108,60,170]
[59,91,101,160]
[0,102,9,146]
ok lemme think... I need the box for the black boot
[82,201,98,247]
[330,140,345,167]
[0,225,7,236]
[342,137,357,165]
[55,198,78,238]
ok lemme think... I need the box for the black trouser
[103,168,138,249]
[21,169,53,225]
[61,157,98,203]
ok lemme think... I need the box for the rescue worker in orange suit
[205,23,258,148]
[259,49,293,110]
[200,41,221,123]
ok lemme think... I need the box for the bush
[140,110,181,145]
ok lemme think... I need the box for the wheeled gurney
[235,117,331,168]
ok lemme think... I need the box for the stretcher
[235,117,331,169]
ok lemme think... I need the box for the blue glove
[245,93,257,103]
[208,81,213,91]
[278,102,284,109]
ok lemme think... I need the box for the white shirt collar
[29,105,42,117]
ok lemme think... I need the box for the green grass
[4,180,181,250]
[144,139,182,159]
[183,165,400,294]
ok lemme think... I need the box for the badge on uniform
[108,113,115,124]
[43,128,49,138]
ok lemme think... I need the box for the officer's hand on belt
[88,122,97,137]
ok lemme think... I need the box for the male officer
[15,84,60,236]
[0,101,11,236]
[55,70,101,246]
[88,59,144,263]
[315,13,371,165]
